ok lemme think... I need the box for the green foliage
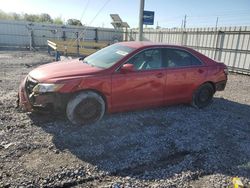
[53,17,64,25]
[0,10,64,25]
[66,19,83,26]
[0,10,15,20]
[23,13,40,22]
[39,13,53,23]
[24,13,53,23]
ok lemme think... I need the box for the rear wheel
[66,91,105,125]
[192,83,214,108]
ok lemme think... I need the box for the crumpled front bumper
[18,77,69,112]
[18,77,33,111]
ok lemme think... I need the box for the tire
[192,83,214,108]
[66,91,105,125]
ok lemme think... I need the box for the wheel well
[72,89,108,111]
[202,81,216,93]
[192,81,216,103]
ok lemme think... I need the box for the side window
[126,49,162,70]
[162,49,202,68]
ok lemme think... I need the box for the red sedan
[18,42,228,125]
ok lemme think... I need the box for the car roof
[118,41,216,66]
[118,41,193,51]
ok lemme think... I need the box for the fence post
[214,30,225,61]
[158,31,161,42]
[196,28,199,48]
[125,27,128,41]
[27,27,34,51]
[212,27,218,58]
[129,29,135,41]
[76,32,79,56]
[30,29,34,50]
[181,30,187,46]
[232,27,241,69]
[62,31,66,41]
[161,31,164,43]
[95,28,99,42]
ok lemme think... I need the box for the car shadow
[28,97,250,180]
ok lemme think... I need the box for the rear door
[162,48,207,103]
[111,48,166,111]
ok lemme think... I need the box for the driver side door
[111,48,166,112]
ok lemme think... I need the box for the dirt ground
[0,50,250,188]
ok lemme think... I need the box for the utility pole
[215,17,219,29]
[139,0,145,41]
[183,15,187,29]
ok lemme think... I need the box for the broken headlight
[32,83,64,94]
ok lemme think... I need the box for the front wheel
[66,91,105,125]
[192,83,214,108]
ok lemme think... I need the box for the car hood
[29,59,103,82]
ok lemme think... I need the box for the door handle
[155,73,164,78]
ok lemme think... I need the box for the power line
[159,12,250,28]
[87,0,111,27]
[79,0,90,24]
[158,9,250,22]
[70,0,111,47]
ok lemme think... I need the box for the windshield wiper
[79,57,85,61]
[82,60,95,67]
[80,59,104,68]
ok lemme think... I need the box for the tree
[39,13,52,23]
[24,13,40,22]
[0,10,12,20]
[53,17,64,25]
[0,10,79,25]
[66,19,82,26]
[11,12,21,20]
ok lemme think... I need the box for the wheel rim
[74,98,101,123]
[197,87,212,106]
[199,88,210,102]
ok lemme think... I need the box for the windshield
[83,44,135,69]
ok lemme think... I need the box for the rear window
[162,48,203,68]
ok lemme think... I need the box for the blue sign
[143,11,154,25]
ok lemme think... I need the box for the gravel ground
[0,50,250,188]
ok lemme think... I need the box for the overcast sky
[0,0,250,28]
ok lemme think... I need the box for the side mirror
[120,64,135,73]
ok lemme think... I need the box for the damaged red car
[18,42,228,125]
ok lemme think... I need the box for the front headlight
[32,83,64,94]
